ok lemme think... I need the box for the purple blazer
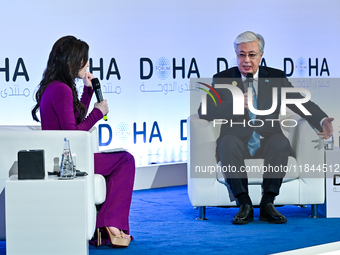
[40,80,103,131]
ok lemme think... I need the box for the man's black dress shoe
[260,203,287,224]
[232,204,254,225]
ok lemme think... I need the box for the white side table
[320,148,340,218]
[6,175,89,255]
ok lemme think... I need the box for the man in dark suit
[198,31,333,224]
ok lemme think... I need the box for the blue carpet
[1,185,340,254]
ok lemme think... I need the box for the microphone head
[246,73,253,88]
[91,78,101,90]
[91,78,104,102]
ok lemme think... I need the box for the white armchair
[187,112,325,219]
[0,125,106,241]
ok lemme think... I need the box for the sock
[261,192,276,206]
[235,193,252,206]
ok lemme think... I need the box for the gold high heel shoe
[96,228,103,247]
[105,227,131,247]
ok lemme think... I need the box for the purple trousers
[94,151,135,235]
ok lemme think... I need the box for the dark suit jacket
[198,66,328,146]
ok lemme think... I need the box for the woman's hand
[83,72,94,87]
[95,99,109,116]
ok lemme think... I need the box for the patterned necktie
[248,84,260,156]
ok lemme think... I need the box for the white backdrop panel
[1,0,339,166]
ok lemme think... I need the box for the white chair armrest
[294,119,324,175]
[187,114,218,179]
[280,114,325,204]
[94,174,106,205]
[187,114,222,206]
[90,127,99,153]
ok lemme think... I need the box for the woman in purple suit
[32,36,135,248]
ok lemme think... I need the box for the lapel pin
[232,81,237,86]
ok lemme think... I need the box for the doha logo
[295,57,307,77]
[155,57,171,80]
[114,122,131,144]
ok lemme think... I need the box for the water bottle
[60,138,76,179]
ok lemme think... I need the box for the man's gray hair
[233,31,265,53]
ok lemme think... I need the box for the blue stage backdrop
[0,0,339,166]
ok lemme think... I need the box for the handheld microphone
[246,73,253,88]
[91,78,107,121]
[246,73,253,111]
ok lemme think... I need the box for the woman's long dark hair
[31,35,89,123]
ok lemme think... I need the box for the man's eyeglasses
[236,52,260,60]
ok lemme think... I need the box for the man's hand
[317,117,334,139]
[244,92,255,109]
